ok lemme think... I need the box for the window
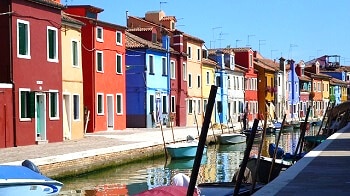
[188,73,192,88]
[206,71,210,85]
[171,96,175,113]
[96,26,103,42]
[197,75,201,88]
[150,95,154,114]
[249,54,253,67]
[188,100,193,114]
[116,31,122,45]
[97,93,104,115]
[197,99,201,114]
[203,99,208,113]
[72,40,78,67]
[149,55,154,74]
[73,94,80,120]
[96,51,103,72]
[170,61,176,79]
[116,54,122,74]
[47,27,58,62]
[116,94,123,114]
[187,46,192,59]
[162,57,167,76]
[217,101,222,113]
[49,91,59,119]
[197,48,201,61]
[183,62,187,80]
[216,76,221,87]
[17,19,30,58]
[19,88,34,120]
[162,95,167,114]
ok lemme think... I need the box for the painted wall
[0,84,14,148]
[201,61,216,124]
[288,60,300,119]
[185,41,203,126]
[61,19,84,140]
[12,1,63,146]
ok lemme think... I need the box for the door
[63,94,71,140]
[35,93,46,141]
[107,95,114,129]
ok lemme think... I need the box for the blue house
[288,60,300,120]
[126,32,170,128]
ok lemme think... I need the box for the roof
[298,75,311,82]
[128,27,154,32]
[62,12,85,26]
[183,33,204,43]
[254,58,279,72]
[27,0,65,9]
[208,48,235,55]
[66,5,104,13]
[64,13,126,30]
[234,65,246,73]
[330,77,348,86]
[202,58,217,66]
[161,16,177,22]
[232,47,252,52]
[126,32,166,51]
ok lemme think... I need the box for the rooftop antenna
[289,44,298,59]
[247,34,255,47]
[235,39,241,47]
[211,27,222,49]
[258,39,266,53]
[160,1,167,11]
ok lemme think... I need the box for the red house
[64,5,127,132]
[233,48,258,122]
[0,0,64,146]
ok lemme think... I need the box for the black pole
[234,118,259,196]
[187,85,217,196]
[293,105,311,163]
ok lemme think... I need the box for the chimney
[279,57,285,71]
[173,32,183,53]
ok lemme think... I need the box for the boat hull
[0,165,63,196]
[217,133,246,145]
[198,182,264,196]
[166,143,207,159]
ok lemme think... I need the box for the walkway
[254,123,350,195]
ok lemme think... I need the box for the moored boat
[217,133,246,145]
[165,141,207,159]
[0,160,63,196]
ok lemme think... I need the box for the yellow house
[184,34,204,127]
[322,79,330,111]
[201,50,217,124]
[61,13,85,140]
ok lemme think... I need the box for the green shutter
[48,30,55,59]
[28,92,35,118]
[72,41,77,65]
[117,55,121,73]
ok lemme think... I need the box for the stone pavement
[254,123,350,195]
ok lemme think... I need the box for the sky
[66,0,350,65]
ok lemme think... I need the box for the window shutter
[28,92,35,118]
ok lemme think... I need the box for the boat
[268,143,284,159]
[217,133,246,144]
[246,155,292,184]
[165,141,207,159]
[135,185,199,196]
[197,182,264,196]
[0,160,63,196]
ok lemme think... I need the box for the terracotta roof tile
[128,27,154,32]
[126,32,166,51]
[161,16,176,21]
[27,0,65,9]
[202,58,217,66]
[62,12,85,26]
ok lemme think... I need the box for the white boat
[217,133,246,145]
[0,160,63,196]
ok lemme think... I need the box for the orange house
[65,5,127,132]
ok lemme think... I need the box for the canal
[59,125,320,195]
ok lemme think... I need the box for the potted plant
[167,113,176,128]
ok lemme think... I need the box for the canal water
[59,125,320,195]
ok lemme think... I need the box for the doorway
[35,93,46,141]
[106,95,114,129]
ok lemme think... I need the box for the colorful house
[184,34,204,127]
[230,65,246,124]
[127,11,188,127]
[201,47,217,124]
[65,5,127,132]
[233,48,258,123]
[61,13,85,140]
[125,32,170,128]
[287,60,300,120]
[254,54,279,121]
[296,61,312,118]
[275,58,288,120]
[0,0,65,146]
[0,84,13,148]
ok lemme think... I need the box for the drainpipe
[92,21,95,133]
[8,3,16,147]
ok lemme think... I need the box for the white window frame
[116,53,123,74]
[170,60,176,79]
[17,19,31,59]
[47,26,58,62]
[197,48,201,61]
[187,46,192,59]
[71,39,79,67]
[73,94,80,121]
[148,55,154,74]
[49,90,59,120]
[97,93,104,115]
[19,88,31,121]
[116,31,122,45]
[116,93,123,115]
[96,26,103,42]
[162,57,167,76]
[96,50,104,72]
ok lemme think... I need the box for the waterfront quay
[0,125,226,179]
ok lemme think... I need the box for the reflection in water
[59,127,318,195]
